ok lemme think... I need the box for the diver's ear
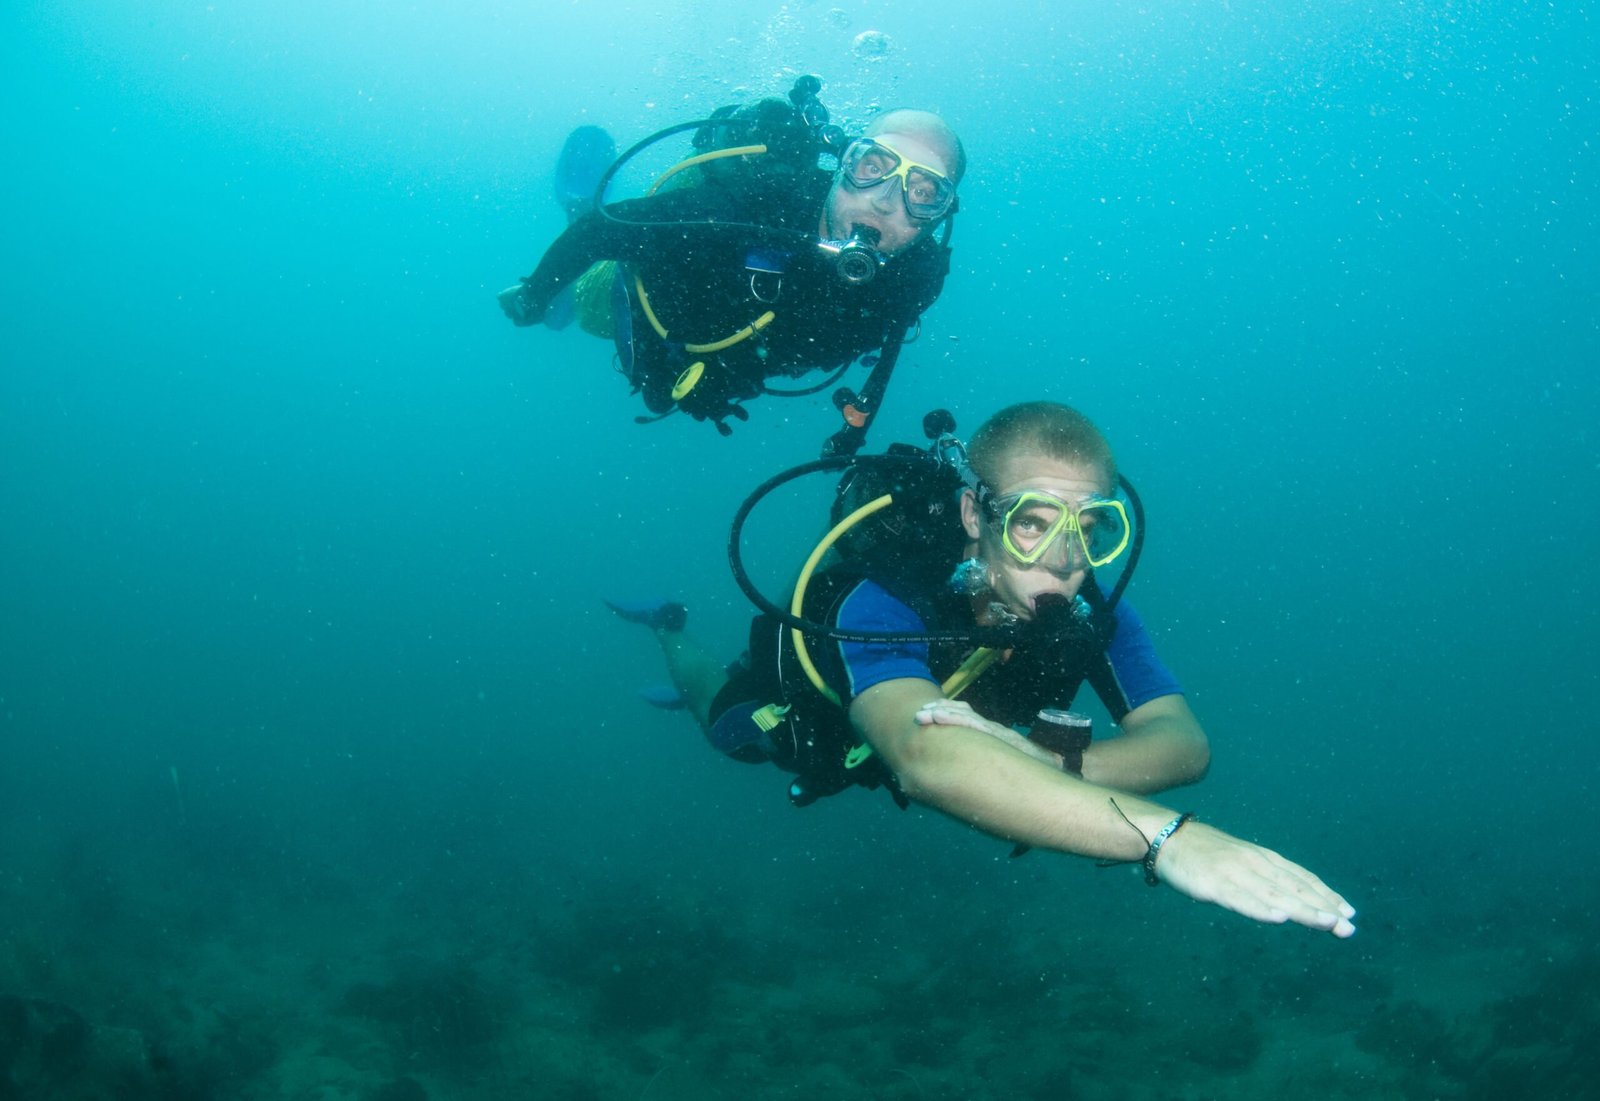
[960,489,983,540]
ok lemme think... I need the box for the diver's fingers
[913,699,982,728]
[1257,846,1358,921]
[1155,823,1358,938]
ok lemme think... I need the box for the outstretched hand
[913,698,1356,937]
[1152,822,1357,937]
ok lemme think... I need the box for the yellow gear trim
[688,309,775,354]
[630,142,780,365]
[751,702,791,733]
[634,277,775,353]
[790,493,897,708]
[650,144,768,193]
[786,490,1007,772]
[671,361,706,401]
[940,646,1002,699]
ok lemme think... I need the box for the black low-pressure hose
[1106,474,1146,612]
[761,359,854,398]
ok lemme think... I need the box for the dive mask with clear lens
[988,491,1131,570]
[839,138,957,222]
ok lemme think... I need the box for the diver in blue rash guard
[611,401,1358,938]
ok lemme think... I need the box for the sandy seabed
[2,795,1591,1101]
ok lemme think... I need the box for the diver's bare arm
[853,678,1356,937]
[1079,694,1210,794]
[857,680,1190,858]
[910,693,1208,794]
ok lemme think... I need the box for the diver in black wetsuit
[497,81,964,451]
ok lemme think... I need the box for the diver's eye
[905,174,940,205]
[851,150,896,181]
[1007,507,1059,546]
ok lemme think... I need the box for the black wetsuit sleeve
[515,188,734,317]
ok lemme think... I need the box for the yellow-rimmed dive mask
[984,491,1131,570]
[839,138,958,222]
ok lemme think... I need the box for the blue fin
[543,285,576,331]
[639,685,687,711]
[555,125,617,224]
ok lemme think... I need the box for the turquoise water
[3,2,1595,1098]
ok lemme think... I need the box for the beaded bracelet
[1143,812,1196,886]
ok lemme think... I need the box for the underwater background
[3,1,1596,1098]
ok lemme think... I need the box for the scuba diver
[608,400,1359,937]
[496,76,963,454]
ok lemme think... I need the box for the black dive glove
[497,280,548,327]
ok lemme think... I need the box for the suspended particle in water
[852,30,892,62]
[827,8,851,29]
